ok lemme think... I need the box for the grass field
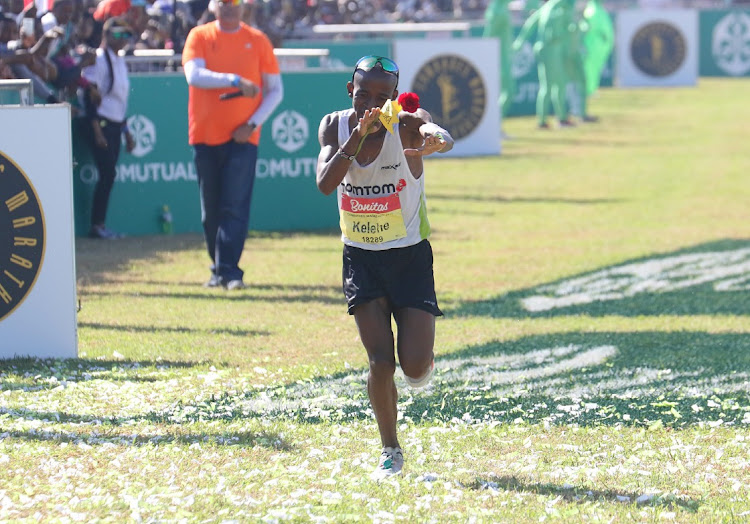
[2,78,750,522]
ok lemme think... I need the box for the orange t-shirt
[182,22,280,146]
[93,0,131,22]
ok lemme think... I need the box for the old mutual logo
[521,246,750,312]
[271,110,309,154]
[712,12,750,76]
[126,114,157,158]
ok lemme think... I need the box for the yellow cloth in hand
[379,99,402,135]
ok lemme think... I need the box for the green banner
[72,71,350,237]
[699,9,750,77]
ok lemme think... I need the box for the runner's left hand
[404,134,445,157]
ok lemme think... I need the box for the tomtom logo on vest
[340,182,396,196]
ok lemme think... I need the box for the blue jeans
[193,141,258,283]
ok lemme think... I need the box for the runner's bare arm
[316,108,381,196]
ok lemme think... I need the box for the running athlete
[316,55,454,480]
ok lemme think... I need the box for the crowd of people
[0,0,491,79]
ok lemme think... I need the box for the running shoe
[89,225,124,239]
[371,446,403,480]
[225,279,246,290]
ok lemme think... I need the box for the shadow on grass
[78,322,269,337]
[0,357,205,392]
[79,289,342,306]
[466,475,699,512]
[2,331,748,448]
[0,427,292,450]
[87,279,341,295]
[449,239,750,318]
[76,234,206,285]
[132,330,750,428]
[76,230,339,285]
[428,193,623,205]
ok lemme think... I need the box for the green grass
[2,78,750,522]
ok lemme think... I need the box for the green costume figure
[513,0,573,128]
[483,0,516,119]
[563,0,594,121]
[525,0,541,14]
[581,0,614,96]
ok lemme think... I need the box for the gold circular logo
[630,22,687,77]
[410,55,486,140]
[0,150,45,322]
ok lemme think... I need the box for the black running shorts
[342,239,443,316]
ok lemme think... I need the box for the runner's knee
[400,354,432,380]
[368,355,396,379]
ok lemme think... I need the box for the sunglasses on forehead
[109,28,133,40]
[352,55,399,84]
[217,0,243,6]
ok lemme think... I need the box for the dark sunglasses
[352,55,399,85]
[109,29,133,40]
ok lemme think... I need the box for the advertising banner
[699,9,750,77]
[0,105,77,359]
[616,9,699,87]
[393,38,501,156]
[72,71,347,237]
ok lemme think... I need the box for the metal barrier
[0,79,34,105]
[122,48,332,73]
[311,22,472,38]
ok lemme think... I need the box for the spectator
[182,0,283,289]
[3,15,62,102]
[94,0,153,41]
[41,0,74,32]
[0,14,20,78]
[81,17,135,239]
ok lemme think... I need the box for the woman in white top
[81,17,135,239]
[316,56,453,480]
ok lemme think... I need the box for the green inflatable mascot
[483,0,516,120]
[514,0,574,128]
[581,0,614,96]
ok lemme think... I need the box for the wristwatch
[231,74,241,87]
[337,148,356,161]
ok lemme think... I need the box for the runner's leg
[354,297,399,449]
[394,307,435,381]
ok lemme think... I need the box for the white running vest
[336,108,431,251]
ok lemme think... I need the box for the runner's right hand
[355,107,381,137]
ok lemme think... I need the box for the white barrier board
[616,9,699,87]
[0,105,78,359]
[394,38,501,156]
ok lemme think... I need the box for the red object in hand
[397,92,420,112]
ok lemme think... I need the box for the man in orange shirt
[182,0,282,290]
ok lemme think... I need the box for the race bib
[340,193,407,244]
